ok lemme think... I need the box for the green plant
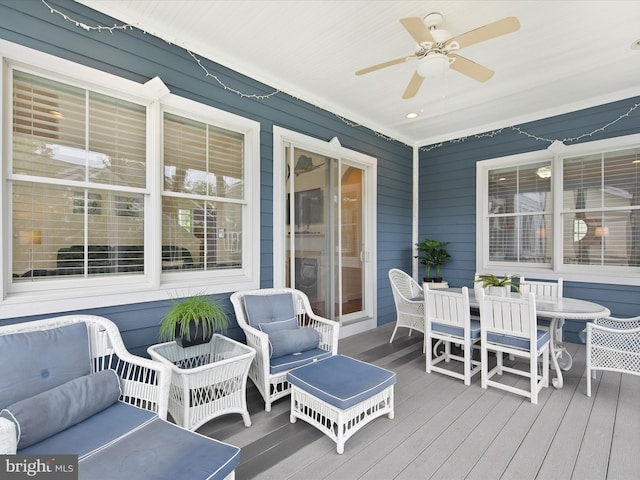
[474,273,521,292]
[159,292,228,343]
[415,238,451,279]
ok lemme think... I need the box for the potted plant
[415,238,451,283]
[474,273,520,296]
[159,292,228,348]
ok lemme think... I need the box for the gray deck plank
[191,323,638,480]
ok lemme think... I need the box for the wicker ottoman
[286,355,396,454]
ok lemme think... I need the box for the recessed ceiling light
[632,39,640,50]
[498,177,507,181]
[405,112,419,119]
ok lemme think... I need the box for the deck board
[199,322,639,480]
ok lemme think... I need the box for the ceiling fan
[356,13,520,99]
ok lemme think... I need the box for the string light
[42,0,640,149]
[421,102,640,152]
[42,0,278,100]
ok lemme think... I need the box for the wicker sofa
[0,315,240,480]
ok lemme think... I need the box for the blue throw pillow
[0,322,91,409]
[0,369,121,449]
[259,317,298,334]
[268,327,320,359]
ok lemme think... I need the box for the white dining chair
[585,315,640,397]
[519,277,570,370]
[424,285,481,385]
[477,289,550,404]
[388,268,424,344]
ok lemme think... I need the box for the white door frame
[272,126,377,337]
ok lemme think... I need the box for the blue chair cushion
[431,319,481,339]
[487,329,551,351]
[286,355,396,410]
[270,348,332,374]
[1,369,121,449]
[0,322,90,409]
[243,293,296,328]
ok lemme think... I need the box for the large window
[2,42,260,317]
[12,71,147,281]
[477,135,640,285]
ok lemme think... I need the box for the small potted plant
[159,292,228,347]
[415,238,451,283]
[474,273,520,297]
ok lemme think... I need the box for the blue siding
[0,1,412,353]
[419,97,640,342]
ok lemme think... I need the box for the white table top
[443,288,611,320]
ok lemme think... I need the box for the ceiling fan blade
[402,71,424,99]
[449,54,494,82]
[356,55,415,76]
[400,17,435,45]
[447,16,520,50]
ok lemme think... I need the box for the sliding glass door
[280,139,374,326]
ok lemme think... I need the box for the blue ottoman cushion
[286,355,396,410]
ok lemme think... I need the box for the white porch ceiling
[76,0,640,147]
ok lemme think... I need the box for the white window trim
[477,133,640,286]
[0,39,260,319]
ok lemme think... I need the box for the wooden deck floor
[199,323,640,480]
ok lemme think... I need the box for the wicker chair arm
[302,312,339,354]
[0,417,17,454]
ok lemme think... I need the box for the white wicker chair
[424,285,481,385]
[478,290,550,404]
[586,315,640,397]
[388,268,424,344]
[230,288,339,412]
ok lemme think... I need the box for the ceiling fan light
[416,53,450,78]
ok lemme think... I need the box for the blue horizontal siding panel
[419,94,640,342]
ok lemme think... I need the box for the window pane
[487,161,552,263]
[13,182,145,279]
[563,148,640,266]
[163,112,244,198]
[162,198,242,271]
[88,92,146,188]
[13,71,86,180]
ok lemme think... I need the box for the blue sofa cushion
[21,402,240,480]
[20,401,156,456]
[268,327,320,358]
[270,348,332,374]
[0,322,90,409]
[431,319,481,339]
[258,317,298,334]
[487,329,551,351]
[1,369,121,449]
[243,293,296,328]
[287,355,396,410]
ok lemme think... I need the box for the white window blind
[562,148,640,267]
[486,161,552,264]
[162,112,244,271]
[11,70,147,281]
